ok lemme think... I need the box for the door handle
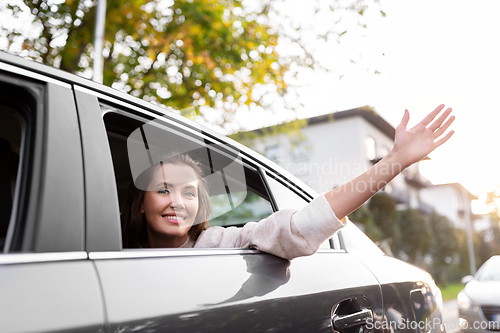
[333,308,373,331]
[331,296,374,333]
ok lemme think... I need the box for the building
[249,106,432,213]
[420,183,477,229]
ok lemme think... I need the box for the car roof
[0,51,318,200]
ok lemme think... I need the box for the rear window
[477,258,500,281]
[0,82,32,252]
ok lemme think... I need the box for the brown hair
[121,153,211,248]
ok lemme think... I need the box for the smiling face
[141,163,200,248]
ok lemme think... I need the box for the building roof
[241,106,437,164]
[306,106,396,140]
[244,106,396,140]
[428,183,477,200]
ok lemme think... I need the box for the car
[458,255,500,333]
[0,50,445,333]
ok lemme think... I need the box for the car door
[0,55,104,333]
[74,85,386,333]
[263,172,387,332]
[340,222,445,333]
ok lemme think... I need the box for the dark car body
[0,51,444,333]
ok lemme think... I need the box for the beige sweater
[180,195,344,260]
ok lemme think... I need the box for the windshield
[477,259,500,281]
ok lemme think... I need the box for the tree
[2,0,284,128]
[368,193,400,250]
[396,208,433,264]
[427,212,459,285]
[454,228,483,278]
[350,191,496,284]
[483,187,500,256]
[348,203,383,242]
[1,0,382,131]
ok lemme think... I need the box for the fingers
[433,115,455,138]
[398,109,410,128]
[434,130,455,147]
[418,104,445,127]
[428,107,452,131]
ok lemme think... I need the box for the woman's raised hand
[391,104,455,169]
[324,104,455,220]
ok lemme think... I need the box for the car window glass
[209,190,273,227]
[339,221,384,254]
[102,108,274,247]
[476,259,500,281]
[0,85,28,252]
[318,238,332,250]
[265,175,308,210]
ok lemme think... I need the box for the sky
[1,0,499,209]
[242,0,500,206]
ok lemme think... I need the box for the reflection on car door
[91,248,383,332]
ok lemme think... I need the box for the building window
[265,144,281,163]
[291,141,309,162]
[365,136,376,161]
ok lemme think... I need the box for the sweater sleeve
[193,195,344,260]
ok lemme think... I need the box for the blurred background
[1,0,499,292]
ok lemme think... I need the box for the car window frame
[102,103,276,220]
[74,86,345,256]
[77,86,282,255]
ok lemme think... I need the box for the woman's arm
[324,104,455,220]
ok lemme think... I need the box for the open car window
[101,105,274,248]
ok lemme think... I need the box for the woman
[121,153,212,249]
[121,105,455,260]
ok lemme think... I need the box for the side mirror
[461,275,474,285]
